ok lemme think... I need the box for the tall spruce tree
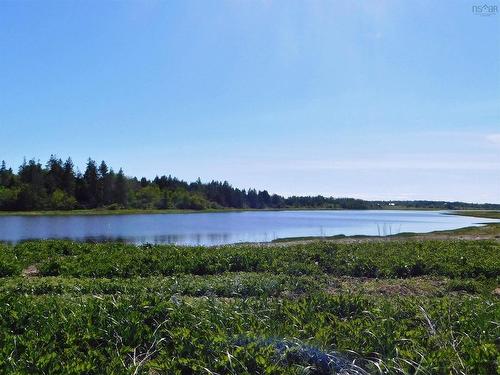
[83,158,99,208]
[61,158,76,197]
[45,155,64,194]
[115,168,127,206]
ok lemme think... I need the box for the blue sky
[1,1,499,202]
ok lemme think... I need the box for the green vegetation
[1,157,499,213]
[424,222,500,238]
[451,210,500,220]
[0,240,499,374]
[0,208,244,216]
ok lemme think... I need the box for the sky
[0,1,499,203]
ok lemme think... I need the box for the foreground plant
[0,240,498,374]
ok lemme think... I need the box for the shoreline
[0,206,493,217]
[271,223,500,244]
[271,210,500,244]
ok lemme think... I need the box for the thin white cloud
[279,158,500,171]
[367,31,383,40]
[486,133,500,145]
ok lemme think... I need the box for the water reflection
[0,210,497,246]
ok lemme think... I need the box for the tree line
[0,156,498,211]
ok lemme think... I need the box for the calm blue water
[0,210,496,245]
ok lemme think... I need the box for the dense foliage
[1,240,499,279]
[0,240,499,374]
[1,157,499,211]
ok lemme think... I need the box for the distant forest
[0,156,499,211]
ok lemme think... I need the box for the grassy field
[0,239,499,374]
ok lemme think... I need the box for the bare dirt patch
[22,265,40,277]
[326,276,448,297]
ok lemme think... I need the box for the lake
[0,210,497,245]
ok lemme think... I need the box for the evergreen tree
[0,161,6,186]
[0,161,15,187]
[102,167,115,205]
[97,161,110,206]
[83,158,99,208]
[114,168,128,206]
[74,171,86,205]
[18,159,46,209]
[257,190,271,208]
[61,158,76,197]
[45,155,64,194]
[247,189,258,209]
[271,194,285,208]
